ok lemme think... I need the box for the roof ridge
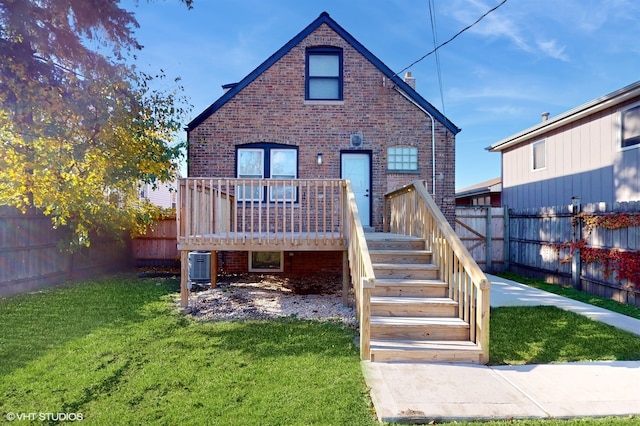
[187,12,459,134]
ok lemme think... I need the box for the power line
[428,0,446,114]
[395,0,509,78]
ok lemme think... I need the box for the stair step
[369,249,432,264]
[366,237,425,250]
[371,296,458,317]
[372,279,448,297]
[373,263,439,279]
[370,316,470,340]
[369,339,484,363]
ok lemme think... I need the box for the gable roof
[186,11,460,134]
[487,80,640,152]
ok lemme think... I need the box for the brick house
[185,12,460,275]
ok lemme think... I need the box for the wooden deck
[178,178,346,251]
[177,231,344,251]
[177,178,490,363]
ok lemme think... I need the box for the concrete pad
[493,361,640,418]
[363,362,549,423]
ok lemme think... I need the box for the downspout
[392,86,436,195]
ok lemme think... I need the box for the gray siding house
[488,81,640,209]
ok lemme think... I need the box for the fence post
[485,207,493,272]
[571,197,582,290]
[503,206,510,271]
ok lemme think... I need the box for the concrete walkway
[363,274,640,423]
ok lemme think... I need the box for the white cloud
[444,0,579,61]
[536,39,569,62]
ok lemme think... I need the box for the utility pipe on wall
[392,86,437,195]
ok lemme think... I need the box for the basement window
[249,251,283,272]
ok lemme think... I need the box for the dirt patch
[220,272,343,295]
[184,272,355,324]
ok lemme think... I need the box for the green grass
[490,306,640,365]
[497,271,640,320]
[0,274,376,425]
[2,274,640,425]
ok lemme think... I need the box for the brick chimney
[404,72,416,90]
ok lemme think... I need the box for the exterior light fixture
[317,153,323,165]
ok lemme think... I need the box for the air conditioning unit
[188,251,211,283]
[350,133,363,147]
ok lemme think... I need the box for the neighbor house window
[387,147,418,171]
[249,251,283,272]
[236,144,298,201]
[306,47,343,100]
[532,140,546,170]
[621,104,640,149]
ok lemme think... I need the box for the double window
[621,103,640,149]
[236,144,298,201]
[306,47,343,101]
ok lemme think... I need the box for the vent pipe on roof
[404,72,416,90]
[541,112,550,122]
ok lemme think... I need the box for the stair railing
[343,180,376,360]
[383,180,490,363]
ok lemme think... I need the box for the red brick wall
[215,250,342,275]
[189,23,457,228]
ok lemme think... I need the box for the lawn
[0,275,376,425]
[1,273,640,425]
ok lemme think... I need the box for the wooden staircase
[365,233,485,363]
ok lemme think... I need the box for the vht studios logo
[5,412,84,422]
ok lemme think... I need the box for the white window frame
[237,148,264,201]
[387,146,418,171]
[249,251,283,272]
[620,102,640,151]
[269,149,298,202]
[531,139,546,171]
[306,47,343,101]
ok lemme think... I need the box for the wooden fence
[456,203,639,306]
[455,207,505,273]
[132,217,179,267]
[508,202,640,306]
[0,206,130,298]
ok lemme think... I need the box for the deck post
[360,285,371,361]
[210,251,217,288]
[342,250,349,307]
[180,250,189,307]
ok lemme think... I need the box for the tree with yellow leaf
[0,0,192,249]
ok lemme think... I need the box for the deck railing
[384,180,491,363]
[177,178,346,251]
[343,180,376,360]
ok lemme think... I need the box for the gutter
[487,80,640,152]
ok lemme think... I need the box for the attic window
[306,47,343,100]
[621,104,640,149]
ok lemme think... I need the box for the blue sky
[124,0,640,190]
